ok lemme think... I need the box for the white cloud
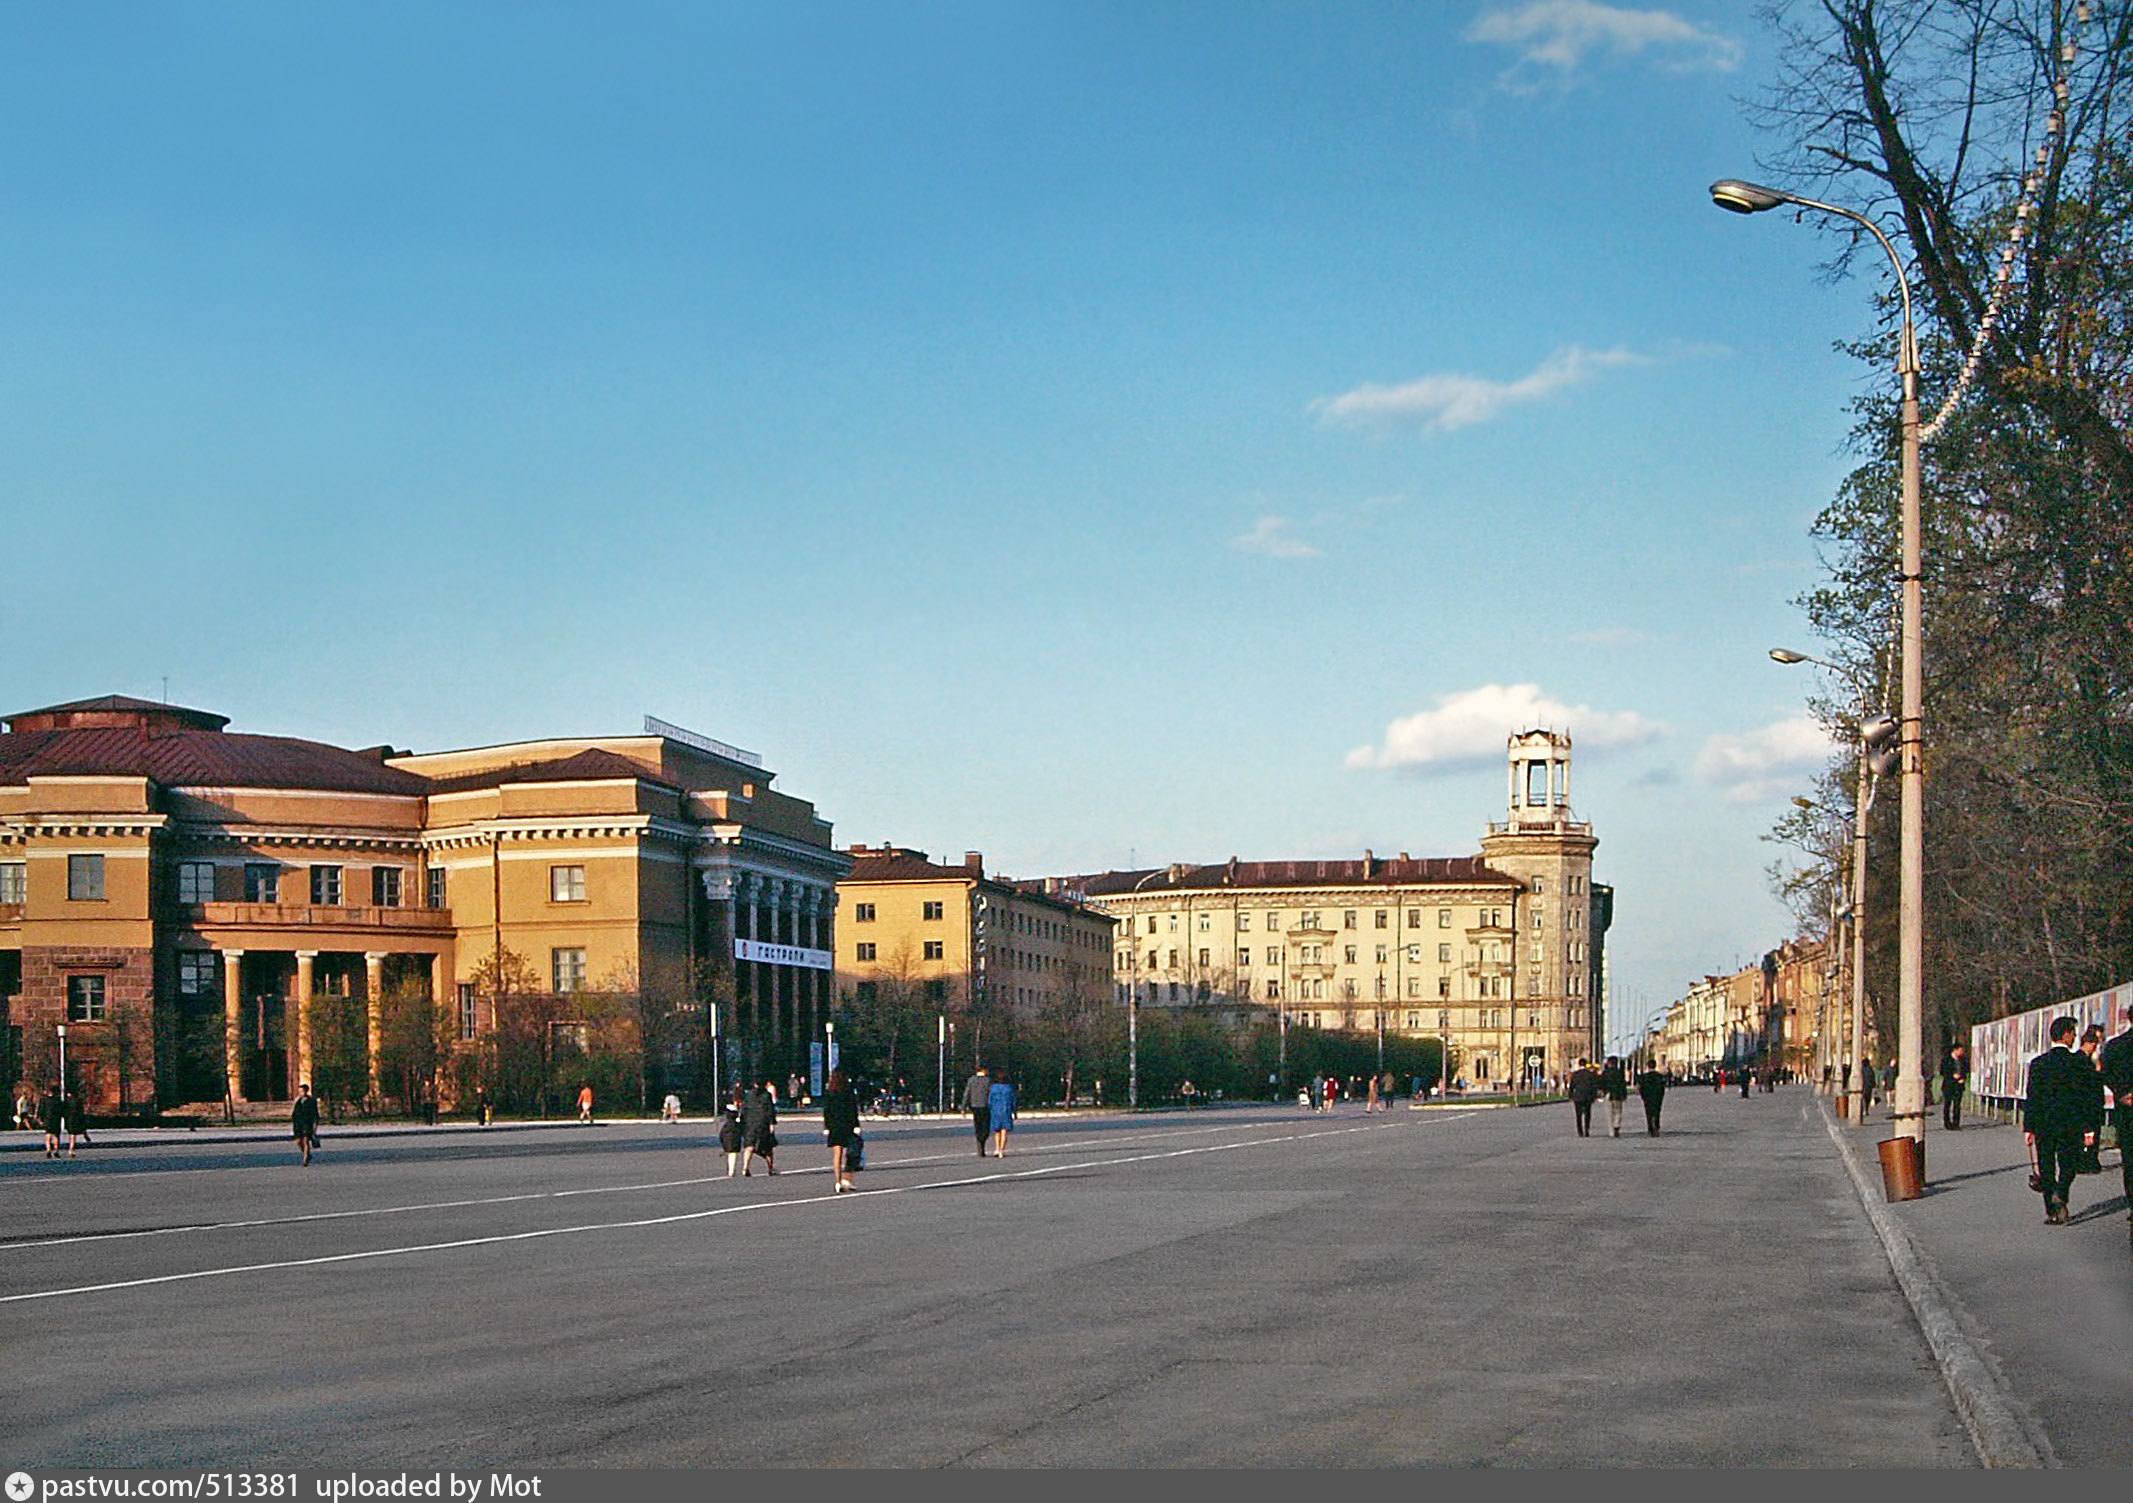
[1692,715,1836,803]
[1466,1,1742,85]
[1311,346,1646,434]
[1345,683,1664,774]
[1230,515,1323,559]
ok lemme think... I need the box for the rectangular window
[1405,909,1419,928]
[1437,909,1451,928]
[457,983,478,1041]
[1236,913,1250,932]
[1532,909,1544,929]
[66,974,107,1022]
[176,862,215,904]
[1375,909,1388,929]
[1237,948,1250,968]
[68,854,105,902]
[1198,947,1210,967]
[1166,949,1178,968]
[427,867,448,909]
[1407,945,1421,963]
[550,865,586,903]
[177,950,217,996]
[1532,878,1545,895]
[372,866,402,908]
[853,902,876,922]
[923,940,944,961]
[1375,977,1387,998]
[1438,943,1451,963]
[0,862,22,904]
[1265,978,1280,999]
[922,901,945,921]
[1438,976,1451,997]
[1375,944,1389,964]
[855,942,877,961]
[310,865,342,906]
[1343,910,1357,929]
[552,947,587,993]
[1300,911,1319,928]
[245,863,280,904]
[1197,912,1210,932]
[1265,946,1279,965]
[1344,946,1357,964]
[1168,914,1179,932]
[1407,1012,1421,1030]
[1266,913,1281,931]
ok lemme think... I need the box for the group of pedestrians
[2023,1005,2133,1228]
[1566,1056,1669,1137]
[22,1083,88,1159]
[962,1065,1018,1157]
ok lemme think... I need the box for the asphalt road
[2,1089,1970,1467]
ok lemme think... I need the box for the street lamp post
[1774,647,1883,1129]
[1718,178,1927,1179]
[56,1023,67,1093]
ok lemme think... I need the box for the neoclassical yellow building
[0,695,845,1111]
[1067,732,1611,1089]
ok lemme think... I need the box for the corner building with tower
[0,695,847,1113]
[1073,731,1611,1090]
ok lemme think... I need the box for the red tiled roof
[1061,855,1517,895]
[842,850,978,884]
[0,726,427,797]
[424,749,673,796]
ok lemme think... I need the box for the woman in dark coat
[821,1069,860,1193]
[740,1080,778,1176]
[40,1084,64,1159]
[717,1084,745,1177]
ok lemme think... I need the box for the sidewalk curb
[1816,1098,2052,1468]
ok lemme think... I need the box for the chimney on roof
[1362,849,1375,878]
[1225,856,1238,884]
[1398,851,1410,863]
[1168,862,1187,883]
[964,851,983,874]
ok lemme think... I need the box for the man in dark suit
[1635,1063,1669,1136]
[2025,1016,2104,1224]
[1566,1059,1599,1138]
[1940,1042,1970,1130]
[2096,1002,2133,1226]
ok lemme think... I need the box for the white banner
[734,937,833,971]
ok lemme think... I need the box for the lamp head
[1769,648,1810,665]
[1711,179,1788,214]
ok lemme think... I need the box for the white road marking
[0,1115,1472,1305]
[0,1113,1379,1250]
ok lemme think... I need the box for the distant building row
[3,697,1612,1108]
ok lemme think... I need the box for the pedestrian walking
[2097,1002,2133,1229]
[1364,1074,1379,1114]
[1880,1061,1897,1112]
[40,1082,64,1159]
[576,1083,594,1124]
[1598,1056,1629,1137]
[61,1087,88,1154]
[963,1064,992,1156]
[2078,1025,2109,1173]
[1380,1070,1396,1110]
[13,1088,33,1131]
[1859,1058,1876,1112]
[1566,1059,1599,1138]
[740,1079,778,1176]
[717,1084,745,1176]
[987,1070,1017,1158]
[1940,1042,1970,1130]
[291,1082,320,1166]
[1635,1062,1668,1136]
[821,1068,860,1193]
[2024,1016,2103,1225]
[1739,1065,1752,1099]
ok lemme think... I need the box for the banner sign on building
[733,938,833,971]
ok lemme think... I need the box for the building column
[365,951,387,1102]
[294,951,317,1092]
[221,949,246,1104]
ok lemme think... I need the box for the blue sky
[0,1,1891,1042]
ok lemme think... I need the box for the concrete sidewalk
[1822,1096,2131,1468]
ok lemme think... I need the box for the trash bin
[1835,1094,1850,1120]
[1878,1135,1925,1202]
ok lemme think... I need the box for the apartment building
[1067,731,1611,1089]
